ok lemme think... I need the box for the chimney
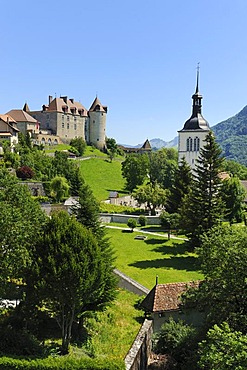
[49,95,53,104]
[61,96,68,104]
[70,98,74,104]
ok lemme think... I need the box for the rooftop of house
[141,281,200,313]
[7,109,37,124]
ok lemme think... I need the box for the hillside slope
[212,105,247,166]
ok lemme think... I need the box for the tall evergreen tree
[220,176,246,224]
[181,131,225,248]
[166,156,192,213]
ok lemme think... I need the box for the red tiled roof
[141,282,200,312]
[7,110,37,123]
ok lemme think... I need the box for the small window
[67,123,69,129]
[186,137,192,151]
[74,116,77,121]
[62,122,64,129]
[67,115,70,121]
[74,124,77,130]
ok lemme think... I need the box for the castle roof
[7,109,37,123]
[141,281,199,313]
[44,96,88,116]
[0,114,19,132]
[141,139,152,150]
[89,96,107,113]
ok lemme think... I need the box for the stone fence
[125,319,153,370]
[100,213,161,225]
[114,269,150,296]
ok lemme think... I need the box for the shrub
[0,326,42,356]
[153,318,197,365]
[127,218,137,231]
[139,215,147,226]
[16,165,34,180]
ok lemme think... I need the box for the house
[0,114,19,152]
[141,281,203,332]
[28,95,107,150]
[7,105,40,136]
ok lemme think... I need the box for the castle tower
[88,96,107,150]
[178,67,210,169]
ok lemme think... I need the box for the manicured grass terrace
[106,226,203,290]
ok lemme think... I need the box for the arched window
[194,137,200,151]
[186,137,192,151]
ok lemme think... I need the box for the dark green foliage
[153,318,198,367]
[212,105,247,166]
[138,215,147,226]
[70,137,86,156]
[159,211,180,239]
[127,218,137,231]
[122,154,149,192]
[133,182,168,215]
[0,356,125,369]
[0,325,42,356]
[148,148,178,190]
[184,225,247,332]
[223,159,247,179]
[167,156,192,213]
[106,137,119,161]
[16,165,35,180]
[50,176,69,203]
[29,211,117,354]
[220,176,246,223]
[180,132,225,248]
[198,323,247,370]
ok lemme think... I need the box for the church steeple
[181,65,209,131]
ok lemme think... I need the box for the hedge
[0,356,125,370]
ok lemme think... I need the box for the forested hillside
[212,105,247,166]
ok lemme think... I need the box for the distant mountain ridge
[120,105,247,166]
[212,105,247,166]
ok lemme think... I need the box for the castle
[4,95,107,151]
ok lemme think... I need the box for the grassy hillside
[79,158,127,201]
[106,227,203,289]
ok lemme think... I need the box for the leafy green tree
[122,154,149,192]
[180,132,225,248]
[50,176,70,203]
[29,211,117,354]
[159,211,180,239]
[148,148,178,190]
[106,137,118,162]
[167,156,192,213]
[127,218,137,232]
[70,137,86,156]
[198,323,247,370]
[138,215,147,227]
[223,159,247,180]
[0,170,46,298]
[184,225,247,332]
[221,176,246,223]
[133,181,168,215]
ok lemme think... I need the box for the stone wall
[114,269,149,296]
[125,319,153,370]
[100,213,161,225]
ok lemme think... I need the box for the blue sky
[1,0,247,145]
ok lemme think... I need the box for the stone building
[7,105,40,136]
[178,69,210,169]
[28,95,107,150]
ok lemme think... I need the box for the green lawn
[106,227,203,289]
[79,158,127,201]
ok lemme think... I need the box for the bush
[127,218,137,231]
[16,165,34,180]
[0,356,125,369]
[139,215,147,226]
[153,318,197,365]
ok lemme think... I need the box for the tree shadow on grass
[151,241,190,256]
[129,255,200,272]
[106,188,129,195]
[144,238,169,245]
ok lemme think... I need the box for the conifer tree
[166,156,192,213]
[181,131,225,248]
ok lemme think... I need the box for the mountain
[212,105,247,166]
[150,137,178,149]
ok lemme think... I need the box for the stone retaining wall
[125,319,153,370]
[100,213,161,225]
[114,269,150,296]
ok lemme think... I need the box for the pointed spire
[23,102,30,112]
[195,62,200,94]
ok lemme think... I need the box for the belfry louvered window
[194,137,200,151]
[186,137,193,151]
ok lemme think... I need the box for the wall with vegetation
[100,213,161,225]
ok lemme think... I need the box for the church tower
[178,67,210,169]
